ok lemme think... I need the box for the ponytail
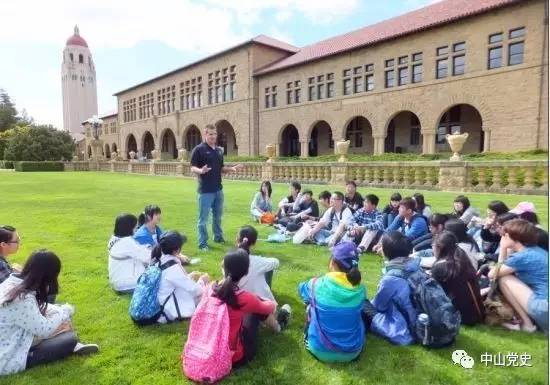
[137,213,146,227]
[214,249,249,309]
[238,238,250,254]
[237,226,258,255]
[214,277,241,309]
[346,266,361,286]
[151,244,162,262]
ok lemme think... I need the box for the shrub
[3,125,75,161]
[0,160,14,169]
[14,161,65,172]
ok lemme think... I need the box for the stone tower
[61,25,98,140]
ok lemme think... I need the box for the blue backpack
[387,266,461,348]
[129,260,177,325]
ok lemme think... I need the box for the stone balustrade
[62,159,548,195]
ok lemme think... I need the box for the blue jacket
[133,224,163,247]
[370,257,420,345]
[386,214,428,241]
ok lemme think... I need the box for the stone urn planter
[266,144,276,162]
[446,132,469,161]
[178,148,188,162]
[335,139,351,162]
[129,151,137,162]
[151,149,161,162]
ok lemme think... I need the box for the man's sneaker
[213,238,226,244]
[73,342,99,355]
[199,245,210,252]
[277,304,292,331]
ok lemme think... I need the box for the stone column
[330,163,348,185]
[438,161,467,192]
[373,134,385,155]
[482,128,491,152]
[422,131,436,154]
[300,140,309,158]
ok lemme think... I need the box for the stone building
[85,0,548,159]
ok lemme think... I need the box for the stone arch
[215,119,238,156]
[126,134,137,159]
[308,120,334,156]
[433,94,492,129]
[334,106,378,140]
[383,110,423,153]
[279,124,301,157]
[141,131,155,159]
[343,116,374,155]
[435,104,484,153]
[159,128,177,159]
[104,143,111,159]
[183,124,202,151]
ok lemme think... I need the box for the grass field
[1,171,548,385]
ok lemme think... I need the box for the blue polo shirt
[190,142,224,194]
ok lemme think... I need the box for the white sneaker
[73,342,99,355]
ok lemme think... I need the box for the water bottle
[417,313,430,345]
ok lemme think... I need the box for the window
[453,55,465,75]
[398,55,408,65]
[436,59,448,79]
[327,82,335,98]
[287,89,292,105]
[437,106,461,144]
[78,54,83,63]
[410,127,420,146]
[437,46,448,56]
[353,76,363,93]
[346,118,363,148]
[385,59,394,67]
[489,33,503,44]
[412,64,423,83]
[453,42,465,52]
[412,52,422,62]
[308,85,316,101]
[343,79,351,95]
[265,94,270,108]
[509,27,525,39]
[264,86,277,108]
[272,92,277,107]
[286,80,302,104]
[398,67,408,86]
[488,46,503,69]
[385,70,395,88]
[295,88,301,103]
[317,84,325,99]
[366,74,374,91]
[307,73,333,100]
[365,63,374,72]
[509,42,524,65]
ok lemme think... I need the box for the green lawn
[1,172,547,385]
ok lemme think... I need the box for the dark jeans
[264,271,273,288]
[412,233,433,251]
[26,331,78,369]
[233,314,266,368]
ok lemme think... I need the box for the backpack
[387,266,461,348]
[129,260,177,325]
[183,285,232,384]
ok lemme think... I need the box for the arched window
[70,53,74,62]
[79,54,83,63]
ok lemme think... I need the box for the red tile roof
[256,0,522,75]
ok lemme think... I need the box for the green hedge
[14,161,65,172]
[0,160,14,169]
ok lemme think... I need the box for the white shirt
[320,206,353,232]
[0,275,72,375]
[108,236,151,292]
[458,242,483,270]
[238,254,279,302]
[157,254,204,322]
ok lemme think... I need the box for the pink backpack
[182,285,232,383]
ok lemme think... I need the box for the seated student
[0,225,21,284]
[299,242,366,362]
[308,192,353,247]
[453,195,479,226]
[250,181,273,222]
[234,226,291,332]
[431,231,485,326]
[509,202,549,251]
[279,190,319,231]
[412,193,432,220]
[480,212,518,260]
[312,191,331,220]
[152,231,209,323]
[108,214,152,293]
[276,182,302,219]
[412,214,449,252]
[344,181,364,213]
[489,219,548,333]
[342,194,384,253]
[0,250,98,376]
[134,205,163,247]
[382,192,402,229]
[470,200,509,251]
[374,198,428,253]
[213,249,283,367]
[367,231,418,345]
[444,218,482,270]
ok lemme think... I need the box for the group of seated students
[1,188,548,377]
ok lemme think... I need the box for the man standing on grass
[190,124,242,251]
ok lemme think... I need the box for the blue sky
[0,0,438,129]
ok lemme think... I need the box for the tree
[0,89,18,132]
[3,125,75,161]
